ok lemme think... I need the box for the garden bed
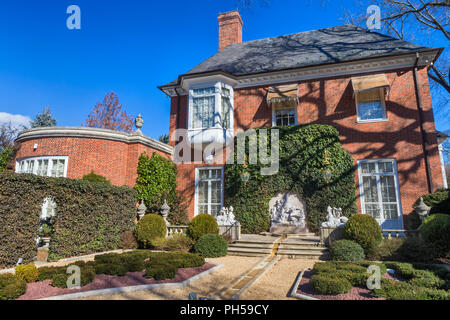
[296,270,394,300]
[17,263,215,300]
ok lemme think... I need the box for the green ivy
[0,173,136,268]
[224,124,357,233]
[0,147,14,172]
[134,152,188,225]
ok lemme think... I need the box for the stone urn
[41,237,51,247]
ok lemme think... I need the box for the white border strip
[289,268,320,300]
[37,263,223,300]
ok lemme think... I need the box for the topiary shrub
[193,234,228,258]
[187,214,219,241]
[0,273,27,300]
[81,171,111,185]
[135,214,167,248]
[134,152,188,225]
[151,234,194,253]
[310,274,353,295]
[118,230,138,249]
[421,214,450,258]
[224,124,357,233]
[15,263,39,283]
[329,240,365,262]
[344,214,382,255]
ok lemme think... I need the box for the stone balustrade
[167,225,188,236]
[382,229,420,239]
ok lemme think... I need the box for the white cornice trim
[161,50,439,96]
[16,127,174,155]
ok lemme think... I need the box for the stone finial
[135,114,144,135]
[160,199,170,226]
[414,197,431,223]
[137,200,147,220]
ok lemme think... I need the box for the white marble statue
[215,206,237,226]
[270,199,306,227]
[321,206,348,228]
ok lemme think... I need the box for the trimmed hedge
[421,214,450,257]
[0,173,136,268]
[0,273,27,300]
[344,214,382,255]
[194,234,228,258]
[224,124,356,233]
[187,214,219,241]
[81,171,111,185]
[135,214,167,248]
[329,240,365,262]
[310,273,352,295]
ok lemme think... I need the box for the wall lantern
[322,150,332,189]
[241,171,250,185]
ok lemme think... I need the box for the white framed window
[195,167,223,216]
[16,156,68,178]
[188,82,233,130]
[358,159,403,227]
[356,88,387,122]
[273,107,297,126]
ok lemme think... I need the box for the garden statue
[321,206,348,228]
[270,199,306,228]
[160,200,171,226]
[137,200,147,220]
[414,197,431,223]
[215,206,237,226]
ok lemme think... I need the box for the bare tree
[0,122,21,172]
[341,0,449,126]
[83,92,134,133]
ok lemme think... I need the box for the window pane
[380,176,396,203]
[198,205,208,214]
[26,160,34,173]
[51,160,58,177]
[275,109,295,126]
[362,176,378,202]
[198,181,208,203]
[365,204,381,219]
[211,181,221,203]
[211,169,221,179]
[211,205,221,216]
[359,101,384,120]
[56,160,65,177]
[36,159,49,176]
[199,170,209,180]
[383,204,398,220]
[378,161,393,173]
[222,96,231,129]
[361,162,376,174]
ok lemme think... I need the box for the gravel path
[77,256,262,300]
[240,258,317,300]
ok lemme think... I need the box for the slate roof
[160,24,433,88]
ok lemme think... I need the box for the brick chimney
[218,10,243,51]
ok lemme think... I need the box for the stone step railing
[381,229,421,239]
[167,225,188,236]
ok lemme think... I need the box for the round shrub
[310,274,352,295]
[329,240,365,262]
[15,263,39,283]
[421,214,450,257]
[344,214,382,255]
[187,214,219,241]
[135,214,167,248]
[193,234,228,258]
[0,274,27,300]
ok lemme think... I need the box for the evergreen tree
[30,107,57,128]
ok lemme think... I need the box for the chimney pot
[218,10,243,51]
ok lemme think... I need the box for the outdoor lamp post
[241,171,250,185]
[414,197,431,223]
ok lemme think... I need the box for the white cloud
[0,112,32,129]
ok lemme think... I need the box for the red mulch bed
[17,263,215,300]
[296,270,397,300]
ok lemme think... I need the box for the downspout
[175,88,181,130]
[413,52,433,193]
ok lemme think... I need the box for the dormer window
[188,82,234,131]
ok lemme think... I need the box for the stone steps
[228,242,274,249]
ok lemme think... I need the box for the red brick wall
[14,137,171,187]
[169,67,444,221]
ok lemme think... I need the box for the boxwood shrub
[135,214,167,248]
[15,263,39,283]
[421,214,450,257]
[224,124,356,233]
[329,240,365,262]
[193,234,228,258]
[187,214,219,241]
[344,214,382,255]
[310,274,353,295]
[0,173,136,268]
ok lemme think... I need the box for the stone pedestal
[270,225,309,234]
[37,247,49,262]
[269,192,308,234]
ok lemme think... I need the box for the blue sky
[0,0,448,139]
